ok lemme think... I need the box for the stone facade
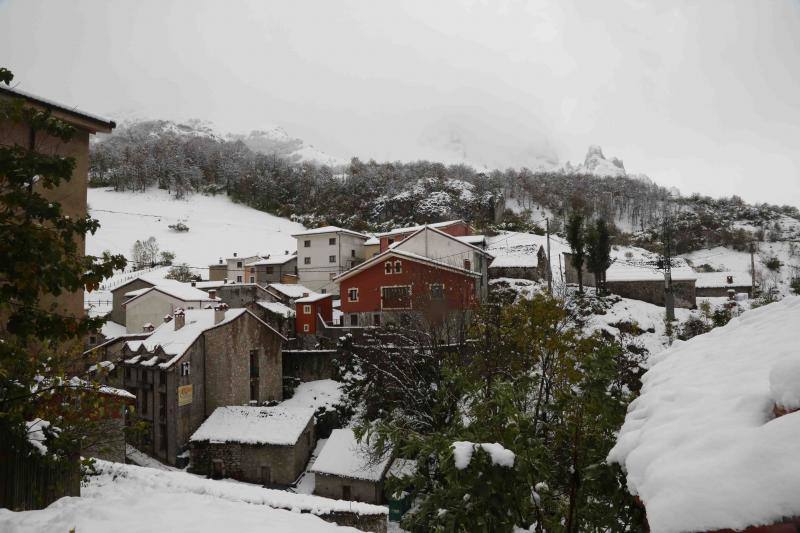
[314,473,386,504]
[189,417,314,486]
[317,511,388,533]
[282,349,339,381]
[215,283,273,308]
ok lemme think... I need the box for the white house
[226,253,260,284]
[123,280,220,333]
[293,226,368,295]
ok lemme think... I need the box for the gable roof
[190,406,315,446]
[292,226,368,239]
[295,293,331,304]
[334,248,481,283]
[110,273,163,295]
[267,283,315,300]
[122,280,220,307]
[393,225,493,258]
[375,219,467,238]
[311,428,392,482]
[247,254,297,266]
[609,297,800,533]
[0,84,116,133]
[255,300,295,318]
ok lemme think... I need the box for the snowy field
[0,461,383,533]
[87,188,305,272]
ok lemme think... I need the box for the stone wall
[283,350,338,381]
[605,279,696,309]
[488,266,541,281]
[314,473,385,504]
[317,511,388,533]
[216,284,272,309]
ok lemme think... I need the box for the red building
[294,293,333,335]
[335,249,480,327]
[377,219,471,253]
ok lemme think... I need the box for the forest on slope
[89,119,800,253]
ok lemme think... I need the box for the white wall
[125,291,209,333]
[296,232,366,294]
[226,255,259,283]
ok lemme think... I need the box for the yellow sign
[178,385,193,406]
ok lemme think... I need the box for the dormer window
[394,260,402,274]
[385,261,393,275]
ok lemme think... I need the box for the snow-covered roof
[190,406,315,446]
[123,280,220,306]
[364,236,379,246]
[248,254,297,266]
[489,253,538,269]
[256,300,295,318]
[124,287,151,298]
[111,272,165,293]
[193,280,227,289]
[376,219,465,238]
[268,283,315,299]
[0,84,116,131]
[695,271,753,289]
[292,226,368,239]
[609,297,800,533]
[296,293,331,304]
[126,308,247,363]
[100,320,126,339]
[334,248,481,284]
[455,235,486,246]
[311,428,392,482]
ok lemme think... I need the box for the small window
[304,240,311,248]
[373,313,381,326]
[342,485,352,500]
[431,283,444,300]
[351,249,356,258]
[249,276,255,283]
[385,262,393,275]
[303,304,312,314]
[328,255,336,263]
[303,323,310,332]
[236,261,243,268]
[321,288,327,294]
[329,237,336,245]
[236,275,242,283]
[89,335,97,345]
[249,267,255,273]
[266,266,274,274]
[304,257,311,265]
[394,260,402,274]
[348,288,359,302]
[180,361,191,377]
[463,258,471,271]
[350,314,358,326]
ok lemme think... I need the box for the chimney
[218,258,223,264]
[142,322,155,333]
[727,275,734,284]
[233,252,238,258]
[163,314,173,324]
[208,289,217,300]
[174,308,185,330]
[214,303,229,324]
[302,292,309,297]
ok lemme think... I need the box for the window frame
[384,261,393,275]
[304,240,311,248]
[303,304,312,315]
[347,287,359,302]
[329,237,336,245]
[381,285,412,310]
[430,283,445,300]
[394,260,402,274]
[303,257,311,265]
[303,323,310,332]
[328,255,336,263]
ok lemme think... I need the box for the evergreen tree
[0,68,126,459]
[586,219,612,295]
[566,213,586,293]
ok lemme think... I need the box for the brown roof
[0,85,116,133]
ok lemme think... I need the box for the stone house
[250,300,295,338]
[207,261,228,282]
[488,245,548,281]
[695,271,754,298]
[122,281,220,333]
[0,84,115,318]
[189,405,315,486]
[245,253,298,285]
[293,226,369,295]
[113,307,285,466]
[563,252,697,308]
[311,428,393,504]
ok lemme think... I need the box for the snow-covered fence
[100,266,162,291]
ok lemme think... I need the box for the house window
[303,304,312,314]
[236,275,242,283]
[303,323,310,332]
[304,240,311,248]
[266,266,274,274]
[350,314,358,326]
[464,258,471,270]
[250,379,259,402]
[329,255,336,263]
[384,262,393,275]
[304,257,311,265]
[373,313,381,326]
[394,260,402,274]
[236,261,243,268]
[382,286,411,309]
[249,267,255,273]
[321,288,327,294]
[342,485,352,500]
[351,249,356,258]
[180,361,191,377]
[329,237,336,245]
[249,276,255,283]
[348,288,359,302]
[431,283,444,300]
[249,349,259,378]
[89,335,96,345]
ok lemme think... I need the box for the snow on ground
[295,438,328,495]
[0,461,360,533]
[87,188,305,274]
[283,380,344,413]
[609,297,800,533]
[125,444,179,471]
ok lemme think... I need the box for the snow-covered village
[2,2,800,533]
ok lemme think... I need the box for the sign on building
[178,384,193,406]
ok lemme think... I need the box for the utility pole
[662,209,675,322]
[749,241,757,297]
[546,217,553,295]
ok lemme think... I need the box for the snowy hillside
[228,125,347,167]
[87,188,305,270]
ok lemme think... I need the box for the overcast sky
[2,0,799,206]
